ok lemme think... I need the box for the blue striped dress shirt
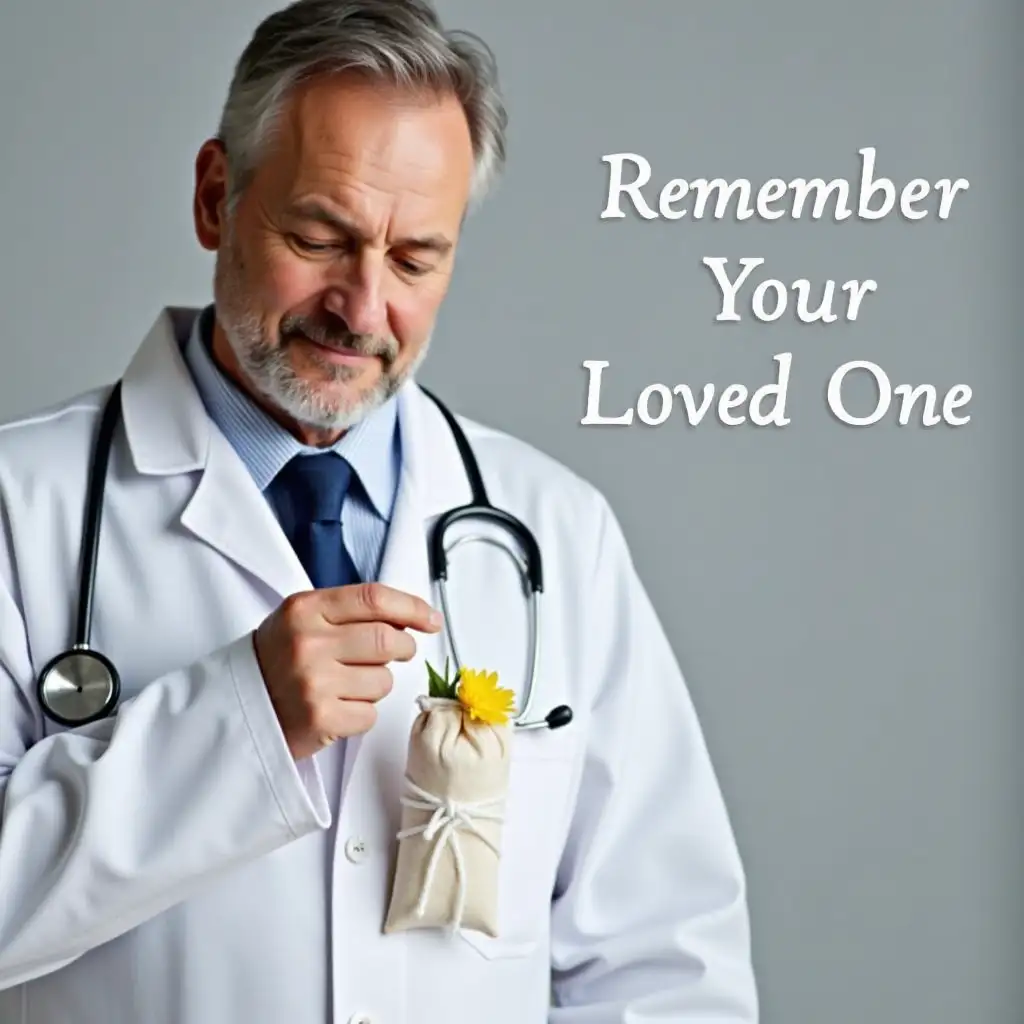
[182,305,401,583]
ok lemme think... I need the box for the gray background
[0,1,1019,1021]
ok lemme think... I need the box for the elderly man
[0,1,758,1021]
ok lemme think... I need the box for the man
[0,1,758,1021]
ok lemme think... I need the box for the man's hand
[254,582,443,760]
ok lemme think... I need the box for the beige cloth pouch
[384,695,512,937]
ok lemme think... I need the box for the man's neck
[208,317,348,448]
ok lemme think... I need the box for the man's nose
[323,253,386,336]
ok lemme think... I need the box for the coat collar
[119,306,474,570]
[120,306,211,476]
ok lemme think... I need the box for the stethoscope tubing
[36,380,569,732]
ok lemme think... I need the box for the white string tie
[397,776,504,933]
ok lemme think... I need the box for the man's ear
[193,138,231,251]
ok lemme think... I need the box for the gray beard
[212,238,430,431]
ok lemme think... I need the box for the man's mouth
[302,336,376,364]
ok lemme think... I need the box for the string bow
[397,777,505,934]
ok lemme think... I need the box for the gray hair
[216,0,507,215]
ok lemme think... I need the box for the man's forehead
[269,74,474,199]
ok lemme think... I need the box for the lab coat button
[347,1015,372,1024]
[344,836,368,863]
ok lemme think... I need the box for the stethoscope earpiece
[514,703,574,731]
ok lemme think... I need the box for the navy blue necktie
[267,453,361,588]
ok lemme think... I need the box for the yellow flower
[456,667,516,726]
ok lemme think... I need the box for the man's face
[193,72,474,437]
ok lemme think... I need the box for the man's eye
[290,235,334,253]
[394,257,430,276]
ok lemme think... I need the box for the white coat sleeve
[548,495,759,1022]
[0,561,331,990]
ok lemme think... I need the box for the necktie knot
[273,452,353,523]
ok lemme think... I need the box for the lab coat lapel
[179,428,309,601]
[120,307,308,602]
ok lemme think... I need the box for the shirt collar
[183,305,400,519]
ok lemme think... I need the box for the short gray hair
[217,0,507,213]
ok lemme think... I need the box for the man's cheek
[264,257,327,308]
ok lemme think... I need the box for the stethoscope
[36,379,574,734]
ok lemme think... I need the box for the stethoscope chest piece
[37,646,120,728]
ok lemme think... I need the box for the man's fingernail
[430,610,443,626]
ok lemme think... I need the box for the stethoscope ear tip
[513,703,574,731]
[546,705,573,730]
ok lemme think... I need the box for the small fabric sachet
[384,660,517,938]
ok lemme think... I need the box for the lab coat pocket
[458,728,581,961]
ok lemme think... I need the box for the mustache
[279,314,399,363]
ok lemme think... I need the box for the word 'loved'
[580,358,972,428]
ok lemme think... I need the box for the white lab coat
[0,308,758,1023]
